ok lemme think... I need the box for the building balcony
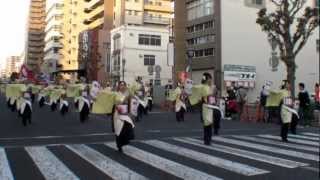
[143,15,171,25]
[44,52,62,61]
[85,17,104,29]
[44,41,63,52]
[28,41,45,47]
[144,3,174,13]
[45,31,62,42]
[85,5,104,21]
[28,35,45,41]
[85,0,103,11]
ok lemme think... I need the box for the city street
[0,95,319,180]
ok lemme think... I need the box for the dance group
[1,73,299,152]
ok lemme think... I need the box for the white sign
[224,64,256,82]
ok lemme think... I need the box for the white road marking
[301,166,320,173]
[25,146,79,180]
[235,136,319,153]
[66,144,148,180]
[0,148,14,180]
[143,140,269,176]
[174,137,308,169]
[258,135,319,146]
[301,132,320,137]
[212,137,318,162]
[0,133,113,141]
[288,134,319,141]
[105,143,222,180]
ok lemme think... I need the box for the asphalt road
[0,95,319,180]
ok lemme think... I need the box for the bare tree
[256,0,319,96]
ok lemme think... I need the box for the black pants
[213,109,221,135]
[290,114,299,134]
[80,104,90,123]
[22,106,32,126]
[116,121,135,151]
[136,104,144,122]
[148,99,153,112]
[10,101,16,112]
[60,105,69,116]
[204,124,213,145]
[51,102,57,112]
[31,94,35,103]
[281,123,289,141]
[176,108,185,122]
[39,97,45,108]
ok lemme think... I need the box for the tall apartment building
[25,0,46,73]
[174,0,220,87]
[59,0,88,79]
[5,56,22,77]
[80,0,114,82]
[110,0,174,85]
[43,0,63,77]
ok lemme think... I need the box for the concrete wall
[221,0,319,102]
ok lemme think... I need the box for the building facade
[111,25,172,85]
[43,0,63,77]
[81,0,114,82]
[110,0,174,85]
[25,0,46,73]
[220,0,319,101]
[5,56,22,77]
[174,0,220,87]
[59,0,88,79]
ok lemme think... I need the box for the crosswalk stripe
[288,134,319,141]
[258,135,319,146]
[66,144,147,180]
[144,140,269,176]
[301,132,320,137]
[235,136,319,153]
[212,137,318,162]
[0,148,14,180]
[25,146,79,180]
[174,138,308,169]
[105,143,222,180]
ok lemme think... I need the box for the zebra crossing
[0,132,319,180]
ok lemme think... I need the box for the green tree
[256,0,319,96]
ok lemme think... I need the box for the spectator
[298,83,311,126]
[260,85,269,122]
[315,83,320,109]
[236,86,248,120]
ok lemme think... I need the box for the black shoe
[117,147,123,153]
[282,139,289,142]
[204,142,211,146]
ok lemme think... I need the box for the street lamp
[122,58,126,81]
[186,49,195,80]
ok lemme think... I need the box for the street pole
[122,59,125,81]
[186,50,194,80]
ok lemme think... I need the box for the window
[187,0,214,20]
[144,55,155,66]
[187,35,214,45]
[186,21,213,34]
[244,0,265,8]
[154,79,161,86]
[252,0,263,5]
[139,34,161,46]
[194,48,214,58]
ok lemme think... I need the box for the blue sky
[0,1,30,67]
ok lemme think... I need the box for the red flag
[20,64,34,80]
